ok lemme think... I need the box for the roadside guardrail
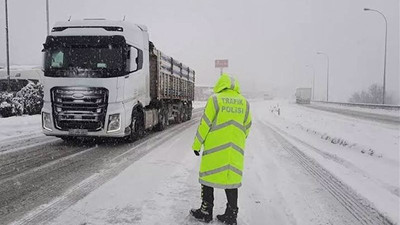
[312,101,400,110]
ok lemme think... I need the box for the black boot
[216,204,238,225]
[190,202,213,223]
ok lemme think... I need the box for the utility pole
[5,0,11,92]
[364,8,388,104]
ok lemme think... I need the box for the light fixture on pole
[364,8,388,104]
[317,52,330,102]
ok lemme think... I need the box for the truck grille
[51,87,108,131]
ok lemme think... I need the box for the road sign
[215,59,228,68]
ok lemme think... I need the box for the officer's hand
[193,150,200,156]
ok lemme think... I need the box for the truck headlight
[107,113,121,132]
[42,112,53,131]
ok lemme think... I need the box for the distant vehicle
[263,93,273,100]
[41,19,195,141]
[295,88,312,104]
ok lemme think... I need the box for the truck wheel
[176,108,184,124]
[155,109,167,131]
[187,103,192,120]
[127,111,144,142]
[183,104,190,122]
[175,102,184,124]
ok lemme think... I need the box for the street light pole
[46,0,50,35]
[317,52,330,102]
[306,65,316,100]
[364,8,388,104]
[4,0,11,92]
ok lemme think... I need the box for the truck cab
[41,19,151,138]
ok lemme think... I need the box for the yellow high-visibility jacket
[192,74,252,189]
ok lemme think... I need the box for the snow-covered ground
[0,66,43,81]
[263,100,399,223]
[4,100,399,224]
[44,110,364,225]
[0,114,42,142]
[192,101,207,109]
[8,100,392,225]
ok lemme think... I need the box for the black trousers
[201,185,238,208]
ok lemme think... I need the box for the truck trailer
[41,19,195,141]
[295,88,312,104]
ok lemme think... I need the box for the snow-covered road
[1,100,398,225]
[45,113,371,225]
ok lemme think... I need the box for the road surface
[0,103,396,225]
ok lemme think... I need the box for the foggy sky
[0,0,399,103]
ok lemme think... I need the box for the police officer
[190,74,252,224]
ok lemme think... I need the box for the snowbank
[262,100,399,223]
[311,101,400,117]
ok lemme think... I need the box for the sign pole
[215,59,228,76]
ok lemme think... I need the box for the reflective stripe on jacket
[192,74,252,189]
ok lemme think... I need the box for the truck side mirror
[130,47,138,71]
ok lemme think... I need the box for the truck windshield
[43,36,128,78]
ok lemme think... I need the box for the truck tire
[127,110,144,142]
[155,108,167,131]
[186,102,192,121]
[183,104,190,122]
[175,102,184,124]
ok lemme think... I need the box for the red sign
[215,59,228,68]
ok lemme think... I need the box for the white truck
[295,88,312,104]
[41,19,195,141]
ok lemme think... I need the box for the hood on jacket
[213,73,241,94]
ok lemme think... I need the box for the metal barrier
[312,101,400,110]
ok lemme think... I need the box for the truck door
[123,47,143,122]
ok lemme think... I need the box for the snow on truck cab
[41,19,195,141]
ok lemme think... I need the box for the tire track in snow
[0,132,44,146]
[0,139,78,180]
[258,120,394,225]
[0,108,205,180]
[0,136,58,155]
[9,111,203,225]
